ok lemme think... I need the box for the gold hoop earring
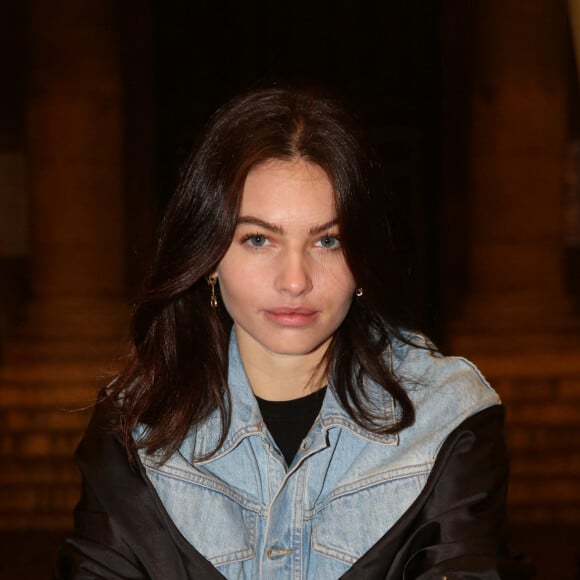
[355,288,364,297]
[208,276,218,309]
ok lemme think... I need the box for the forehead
[240,159,337,216]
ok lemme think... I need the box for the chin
[265,336,331,357]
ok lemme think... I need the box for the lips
[264,307,319,327]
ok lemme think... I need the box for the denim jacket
[136,332,500,580]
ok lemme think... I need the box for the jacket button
[267,547,294,559]
[300,440,309,451]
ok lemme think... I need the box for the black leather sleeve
[56,398,224,580]
[341,405,535,580]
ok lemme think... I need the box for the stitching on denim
[311,541,359,565]
[143,463,265,514]
[319,417,399,445]
[196,425,263,462]
[209,543,254,565]
[209,546,256,566]
[307,462,432,516]
[292,468,306,580]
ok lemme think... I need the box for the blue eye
[316,235,341,249]
[243,234,269,247]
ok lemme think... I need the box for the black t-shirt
[255,387,327,466]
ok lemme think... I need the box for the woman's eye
[243,234,269,247]
[316,235,341,249]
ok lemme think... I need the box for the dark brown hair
[108,84,415,461]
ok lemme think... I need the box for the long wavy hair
[108,84,416,462]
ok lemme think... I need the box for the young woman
[58,86,532,579]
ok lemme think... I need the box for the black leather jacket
[57,402,534,579]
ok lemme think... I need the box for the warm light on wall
[568,0,580,87]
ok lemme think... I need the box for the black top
[256,387,327,466]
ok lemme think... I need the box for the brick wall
[0,339,119,530]
[472,352,580,525]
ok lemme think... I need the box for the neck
[236,334,330,401]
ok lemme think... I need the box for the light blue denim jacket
[136,332,500,579]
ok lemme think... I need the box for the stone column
[24,0,127,339]
[447,0,580,525]
[451,0,580,353]
[0,0,128,529]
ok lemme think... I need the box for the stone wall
[0,0,128,529]
[473,353,580,525]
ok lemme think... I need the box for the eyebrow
[236,216,339,236]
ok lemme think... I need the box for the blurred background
[1,0,579,577]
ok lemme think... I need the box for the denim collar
[181,331,398,463]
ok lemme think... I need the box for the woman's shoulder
[388,330,501,449]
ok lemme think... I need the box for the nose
[274,250,313,296]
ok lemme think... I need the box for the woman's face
[216,158,356,362]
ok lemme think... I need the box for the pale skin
[214,159,357,401]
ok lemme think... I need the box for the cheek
[315,261,356,295]
[216,261,261,313]
[215,279,243,326]
[216,271,238,305]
